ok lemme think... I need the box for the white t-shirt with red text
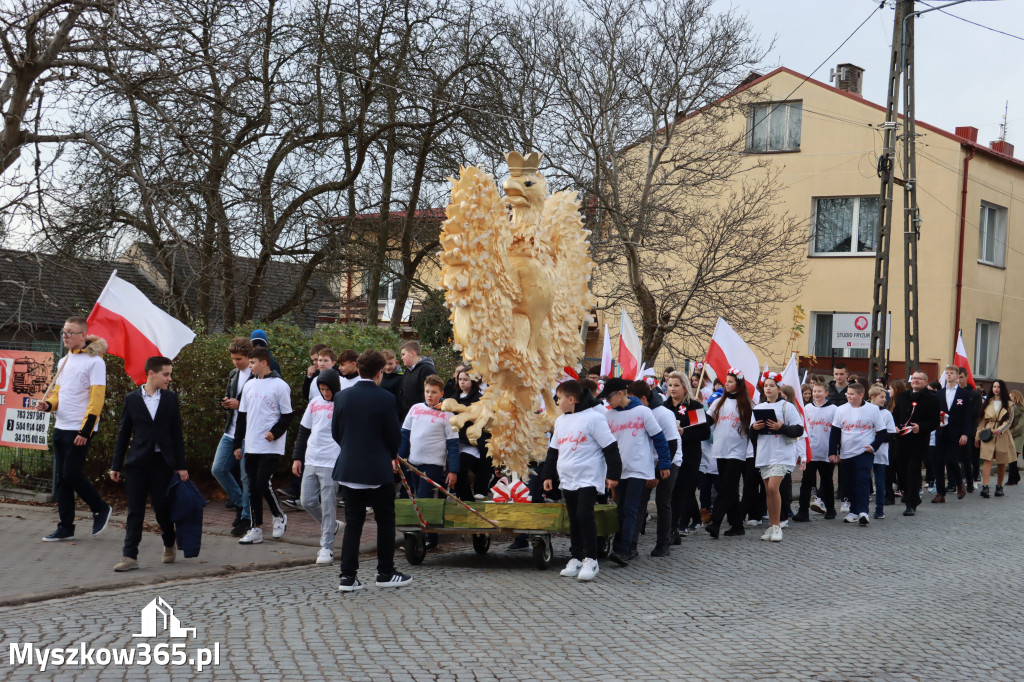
[803,402,837,463]
[651,404,681,466]
[874,408,898,465]
[402,402,458,467]
[299,395,341,468]
[605,404,664,480]
[549,410,617,492]
[709,397,754,461]
[832,402,884,459]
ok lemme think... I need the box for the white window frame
[977,201,1007,268]
[809,196,879,257]
[974,319,1000,379]
[746,100,802,153]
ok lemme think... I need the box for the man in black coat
[892,369,940,515]
[935,365,977,500]
[332,349,412,592]
[109,356,189,572]
[399,341,436,417]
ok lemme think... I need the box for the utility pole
[901,2,921,376]
[868,0,909,383]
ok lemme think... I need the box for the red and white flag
[704,317,759,400]
[677,404,707,428]
[600,324,613,377]
[782,353,813,462]
[87,271,196,384]
[954,330,975,389]
[618,307,641,380]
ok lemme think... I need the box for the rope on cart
[396,460,428,529]
[398,457,500,529]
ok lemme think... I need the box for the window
[812,313,868,358]
[364,260,401,300]
[975,320,1000,378]
[746,101,802,152]
[978,201,1007,267]
[811,196,879,255]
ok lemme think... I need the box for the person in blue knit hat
[250,329,282,374]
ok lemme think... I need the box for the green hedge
[78,322,459,497]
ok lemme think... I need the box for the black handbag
[979,429,994,443]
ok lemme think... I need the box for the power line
[918,1,1024,42]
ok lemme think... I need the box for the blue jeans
[407,462,445,544]
[873,463,886,514]
[614,477,646,554]
[211,435,249,520]
[841,453,874,516]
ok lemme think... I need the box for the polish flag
[618,308,641,380]
[87,271,196,384]
[954,330,975,389]
[600,324,613,377]
[677,404,707,427]
[782,353,813,463]
[703,317,759,400]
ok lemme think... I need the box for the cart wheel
[404,533,426,565]
[531,535,553,570]
[471,534,491,555]
[597,534,613,558]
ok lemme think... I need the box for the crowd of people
[38,314,1024,589]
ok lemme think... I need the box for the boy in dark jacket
[380,350,404,408]
[212,337,254,536]
[399,341,436,417]
[109,356,189,572]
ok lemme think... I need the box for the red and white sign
[678,405,707,428]
[0,349,54,450]
[87,271,196,384]
[831,313,890,350]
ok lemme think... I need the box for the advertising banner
[0,350,54,450]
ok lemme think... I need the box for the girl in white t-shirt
[751,373,804,542]
[868,386,898,519]
[705,370,754,538]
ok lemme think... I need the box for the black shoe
[672,533,682,545]
[376,572,413,588]
[92,505,113,535]
[337,576,364,592]
[824,510,837,520]
[995,485,1005,497]
[231,518,252,537]
[626,549,639,561]
[966,485,975,494]
[902,506,916,516]
[281,497,302,510]
[506,536,530,551]
[885,494,895,506]
[981,485,990,498]
[42,527,74,542]
[650,546,670,557]
[607,551,629,566]
[791,511,810,522]
[723,526,745,537]
[946,484,957,494]
[705,523,720,539]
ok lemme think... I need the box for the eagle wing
[439,165,518,380]
[543,189,596,372]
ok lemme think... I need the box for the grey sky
[721,0,1024,148]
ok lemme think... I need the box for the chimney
[831,63,864,96]
[955,126,979,143]
[991,140,1015,157]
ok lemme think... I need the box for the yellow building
[600,65,1023,386]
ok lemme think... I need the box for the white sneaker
[760,527,772,541]
[810,496,826,514]
[473,493,486,501]
[316,548,333,564]
[560,558,584,577]
[779,520,789,529]
[839,499,851,514]
[858,513,870,526]
[770,525,783,542]
[745,519,761,527]
[272,513,287,538]
[842,513,858,524]
[239,527,263,544]
[577,558,599,582]
[334,519,343,535]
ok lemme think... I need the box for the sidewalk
[0,497,383,607]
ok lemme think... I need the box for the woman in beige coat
[974,379,1015,498]
[1008,390,1024,486]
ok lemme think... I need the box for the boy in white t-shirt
[399,374,459,548]
[794,380,838,521]
[293,368,344,564]
[542,380,621,582]
[868,386,898,520]
[234,347,293,544]
[337,349,361,393]
[829,383,890,526]
[598,378,671,566]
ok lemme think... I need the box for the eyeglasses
[61,330,84,337]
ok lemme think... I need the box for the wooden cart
[395,499,618,570]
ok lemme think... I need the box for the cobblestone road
[4,488,1024,681]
